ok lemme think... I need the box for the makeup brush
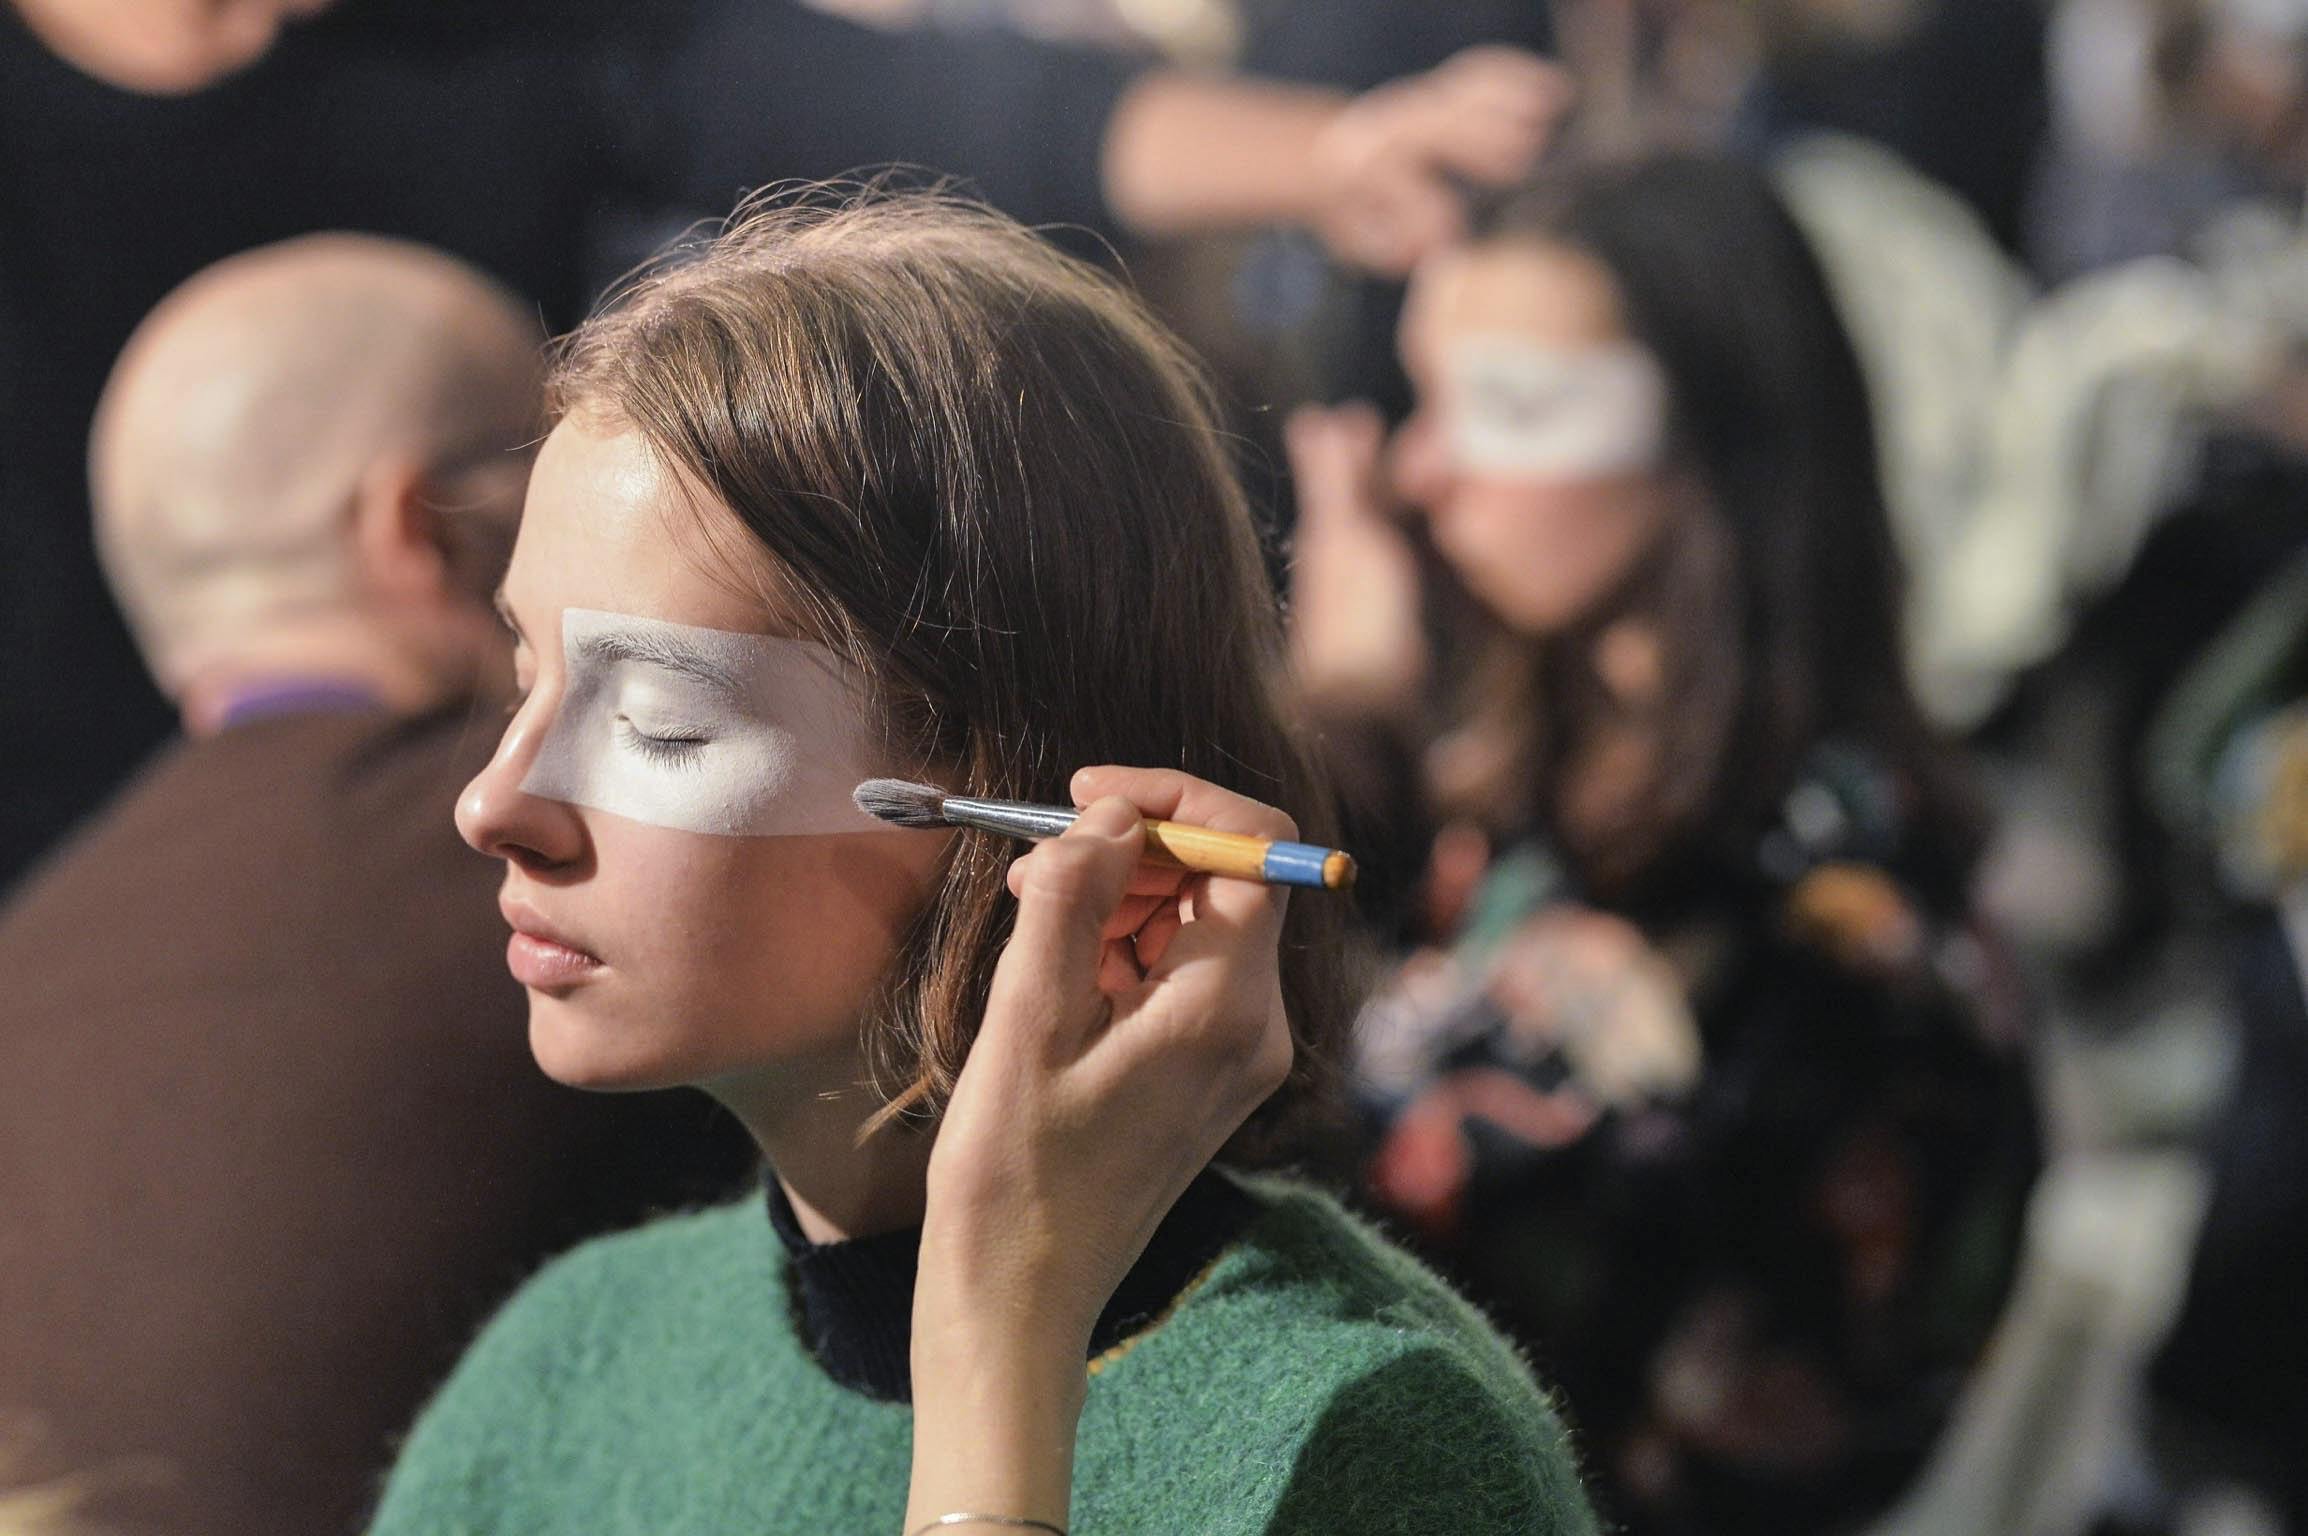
[852,778,1357,891]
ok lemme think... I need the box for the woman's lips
[506,929,604,989]
[499,898,605,989]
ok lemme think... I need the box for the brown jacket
[0,703,754,1536]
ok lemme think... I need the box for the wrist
[913,1204,1092,1380]
[915,1193,1104,1352]
[911,1274,1088,1397]
[912,1295,1089,1387]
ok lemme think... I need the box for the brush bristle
[851,777,952,829]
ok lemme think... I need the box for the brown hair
[1443,155,1984,908]
[549,185,1352,1161]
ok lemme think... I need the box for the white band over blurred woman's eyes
[520,607,894,837]
[1444,336,1670,481]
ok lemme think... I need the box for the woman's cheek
[695,841,881,999]
[1436,487,1587,629]
[1448,481,1661,633]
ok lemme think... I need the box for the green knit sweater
[368,1175,1598,1534]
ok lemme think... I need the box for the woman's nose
[455,703,586,870]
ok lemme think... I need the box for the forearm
[1100,69,1348,236]
[906,1211,1095,1536]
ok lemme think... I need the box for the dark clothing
[648,2,1134,248]
[1742,0,2049,254]
[0,705,756,1536]
[764,1165,1257,1403]
[1353,745,2039,1536]
[1237,0,1550,93]
[2044,438,2308,990]
[2141,639,2308,1521]
[2128,510,2308,1524]
[2151,906,2308,1528]
[0,0,1136,893]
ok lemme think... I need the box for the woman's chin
[525,999,693,1093]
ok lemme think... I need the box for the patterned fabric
[1354,745,2038,1535]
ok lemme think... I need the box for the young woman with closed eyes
[367,190,1599,1536]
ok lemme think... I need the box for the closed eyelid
[615,716,710,769]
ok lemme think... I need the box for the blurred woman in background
[1288,154,2040,1535]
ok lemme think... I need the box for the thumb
[983,797,1146,1061]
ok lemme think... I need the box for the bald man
[91,234,536,725]
[0,236,752,1536]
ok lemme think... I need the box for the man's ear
[350,457,450,606]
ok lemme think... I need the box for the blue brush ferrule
[1260,841,1336,888]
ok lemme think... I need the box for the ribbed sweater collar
[762,1165,1256,1403]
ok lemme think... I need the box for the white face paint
[521,608,891,837]
[1444,337,1669,482]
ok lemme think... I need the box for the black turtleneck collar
[763,1165,1258,1402]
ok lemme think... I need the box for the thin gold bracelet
[907,1516,1066,1536]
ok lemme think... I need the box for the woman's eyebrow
[571,627,743,691]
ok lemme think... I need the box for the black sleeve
[1237,0,1553,90]
[633,0,1145,239]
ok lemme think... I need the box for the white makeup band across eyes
[1444,337,1670,481]
[520,608,892,837]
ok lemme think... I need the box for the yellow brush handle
[1140,820,1272,881]
[1137,820,1357,890]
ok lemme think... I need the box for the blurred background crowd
[2,1,2305,1534]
